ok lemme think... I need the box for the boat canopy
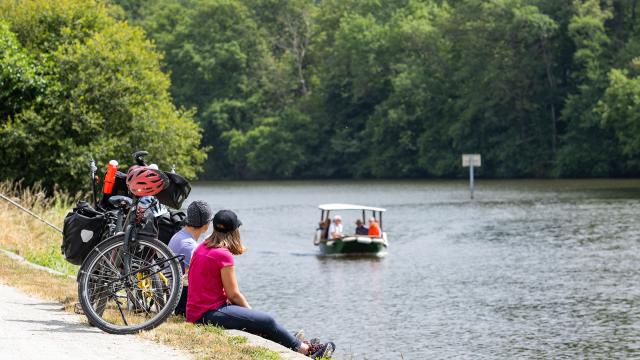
[318,203,386,212]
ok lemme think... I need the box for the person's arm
[221,266,251,309]
[183,241,197,269]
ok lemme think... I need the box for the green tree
[442,0,559,177]
[311,7,394,177]
[0,20,46,121]
[364,2,453,177]
[598,62,640,171]
[0,0,205,193]
[557,0,620,177]
[226,108,317,177]
[246,0,318,97]
[139,0,277,178]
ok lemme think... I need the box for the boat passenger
[355,219,368,235]
[168,200,213,316]
[319,218,331,239]
[186,210,336,358]
[368,217,381,237]
[328,215,344,239]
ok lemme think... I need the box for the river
[188,179,640,359]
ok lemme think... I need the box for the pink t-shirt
[186,244,234,323]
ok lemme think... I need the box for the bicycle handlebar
[132,151,149,166]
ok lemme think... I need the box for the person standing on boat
[355,218,368,235]
[328,215,344,239]
[168,200,213,316]
[368,217,381,237]
[186,210,336,358]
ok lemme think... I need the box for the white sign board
[462,154,481,167]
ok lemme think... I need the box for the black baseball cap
[212,210,242,233]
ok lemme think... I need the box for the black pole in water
[470,163,474,200]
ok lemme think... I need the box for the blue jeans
[198,305,301,351]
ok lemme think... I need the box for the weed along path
[0,283,190,360]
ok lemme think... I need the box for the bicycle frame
[121,196,138,279]
[117,196,184,294]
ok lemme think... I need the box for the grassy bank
[0,182,77,275]
[0,181,281,360]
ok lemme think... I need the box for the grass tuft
[229,335,249,345]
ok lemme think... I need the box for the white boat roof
[318,203,386,212]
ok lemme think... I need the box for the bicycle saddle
[107,195,133,209]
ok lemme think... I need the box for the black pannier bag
[155,172,191,209]
[157,210,186,245]
[61,202,105,265]
[137,209,159,240]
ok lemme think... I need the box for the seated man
[367,217,381,237]
[355,219,368,235]
[328,215,344,239]
[168,200,213,316]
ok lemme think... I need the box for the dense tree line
[0,0,206,193]
[3,0,640,188]
[111,0,640,179]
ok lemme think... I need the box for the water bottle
[102,160,119,194]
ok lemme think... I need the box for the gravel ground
[0,283,190,360]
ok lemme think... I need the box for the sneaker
[293,329,305,341]
[304,338,320,345]
[309,341,335,359]
[294,330,321,346]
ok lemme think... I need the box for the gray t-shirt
[168,228,197,271]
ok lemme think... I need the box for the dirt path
[0,283,190,360]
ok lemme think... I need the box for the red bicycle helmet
[126,166,169,196]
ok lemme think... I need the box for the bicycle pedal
[74,303,84,315]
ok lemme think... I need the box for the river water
[188,180,640,359]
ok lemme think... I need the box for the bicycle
[77,151,184,334]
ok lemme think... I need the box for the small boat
[313,203,388,256]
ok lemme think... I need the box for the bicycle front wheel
[77,235,183,334]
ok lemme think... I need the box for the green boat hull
[318,240,387,256]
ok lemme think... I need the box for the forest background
[2,0,640,193]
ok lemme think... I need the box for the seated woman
[186,210,335,358]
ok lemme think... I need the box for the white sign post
[462,154,481,199]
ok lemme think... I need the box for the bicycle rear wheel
[77,235,182,334]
